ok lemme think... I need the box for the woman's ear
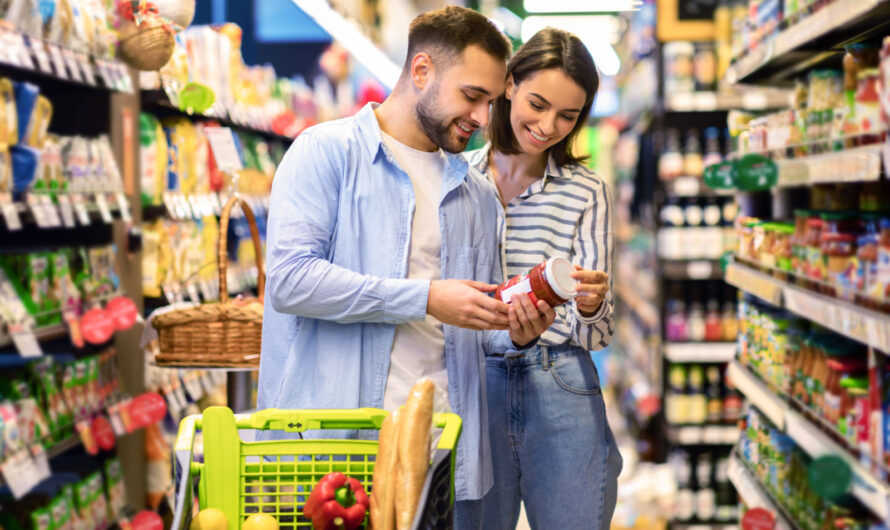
[505,74,515,101]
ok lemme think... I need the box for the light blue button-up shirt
[258,103,515,500]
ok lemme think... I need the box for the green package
[26,253,52,327]
[48,489,72,529]
[30,506,52,530]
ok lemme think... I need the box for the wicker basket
[152,196,265,368]
[118,17,176,71]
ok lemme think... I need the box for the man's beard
[415,85,469,154]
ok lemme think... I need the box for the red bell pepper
[303,472,370,530]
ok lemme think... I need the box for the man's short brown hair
[405,6,512,71]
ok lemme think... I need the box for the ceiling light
[291,0,401,89]
[520,15,623,75]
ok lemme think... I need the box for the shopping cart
[171,406,462,530]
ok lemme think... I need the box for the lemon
[243,514,279,530]
[190,508,228,530]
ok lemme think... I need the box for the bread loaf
[395,378,434,530]
[370,408,400,530]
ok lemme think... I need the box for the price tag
[72,194,91,225]
[687,260,713,279]
[186,283,201,303]
[9,324,43,358]
[13,34,34,69]
[107,402,127,436]
[29,444,51,480]
[1,202,22,231]
[56,195,76,228]
[40,195,61,227]
[62,48,84,83]
[76,52,96,85]
[115,192,132,223]
[95,193,113,223]
[181,373,204,401]
[95,59,111,88]
[1,450,39,499]
[199,371,215,394]
[47,44,68,79]
[26,195,49,228]
[29,39,52,74]
[205,127,244,174]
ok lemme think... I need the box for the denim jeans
[481,345,622,530]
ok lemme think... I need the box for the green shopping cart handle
[176,408,462,452]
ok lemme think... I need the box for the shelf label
[72,194,91,225]
[29,39,52,74]
[115,192,132,223]
[205,127,244,174]
[8,323,43,358]
[95,193,113,223]
[1,202,22,231]
[76,52,96,85]
[56,195,76,228]
[1,450,40,499]
[687,260,713,279]
[726,263,783,305]
[62,48,84,83]
[26,195,49,228]
[47,44,68,79]
[40,195,61,227]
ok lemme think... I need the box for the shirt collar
[473,142,571,183]
[355,102,469,186]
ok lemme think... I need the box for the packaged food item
[880,37,890,133]
[683,129,704,179]
[494,257,578,307]
[693,42,717,92]
[855,68,883,144]
[139,113,168,207]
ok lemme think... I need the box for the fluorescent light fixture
[521,15,622,75]
[524,0,642,13]
[492,7,523,39]
[290,0,401,89]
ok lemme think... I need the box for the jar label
[500,277,533,304]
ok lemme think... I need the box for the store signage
[92,415,116,451]
[737,154,778,191]
[106,296,138,331]
[205,127,244,175]
[129,392,167,428]
[704,160,737,189]
[741,507,775,530]
[80,308,114,345]
[131,510,164,530]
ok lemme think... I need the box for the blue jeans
[481,345,622,530]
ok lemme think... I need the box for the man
[258,6,556,528]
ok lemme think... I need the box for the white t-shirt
[380,131,449,412]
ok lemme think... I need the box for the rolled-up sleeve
[266,131,428,324]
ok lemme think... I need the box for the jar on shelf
[792,209,812,278]
[758,223,778,270]
[855,234,880,310]
[822,233,857,298]
[825,357,867,427]
[751,222,768,266]
[879,218,890,312]
[804,216,825,287]
[855,68,884,144]
[839,375,869,447]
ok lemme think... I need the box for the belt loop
[542,346,550,371]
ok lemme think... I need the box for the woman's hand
[570,266,609,317]
[507,294,556,347]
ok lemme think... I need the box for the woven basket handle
[218,195,265,305]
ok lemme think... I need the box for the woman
[465,28,622,529]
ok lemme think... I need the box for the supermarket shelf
[667,425,738,445]
[663,342,737,363]
[0,324,68,350]
[725,0,890,84]
[727,142,886,187]
[141,89,294,142]
[669,525,737,530]
[46,436,82,459]
[726,261,890,353]
[727,452,797,530]
[728,360,890,521]
[661,259,725,280]
[665,89,791,113]
[0,29,132,93]
[614,283,660,329]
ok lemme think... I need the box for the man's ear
[410,52,434,90]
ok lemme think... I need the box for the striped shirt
[466,143,615,350]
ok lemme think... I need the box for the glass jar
[822,233,857,298]
[855,68,883,144]
[879,219,890,312]
[792,209,811,278]
[856,234,880,309]
[804,217,825,286]
[773,224,794,280]
[758,223,777,270]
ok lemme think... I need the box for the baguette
[395,378,435,530]
[371,408,400,530]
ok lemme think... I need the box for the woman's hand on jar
[570,266,609,317]
[507,294,556,347]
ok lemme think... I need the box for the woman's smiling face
[505,67,587,157]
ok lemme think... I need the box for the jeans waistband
[489,343,588,366]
